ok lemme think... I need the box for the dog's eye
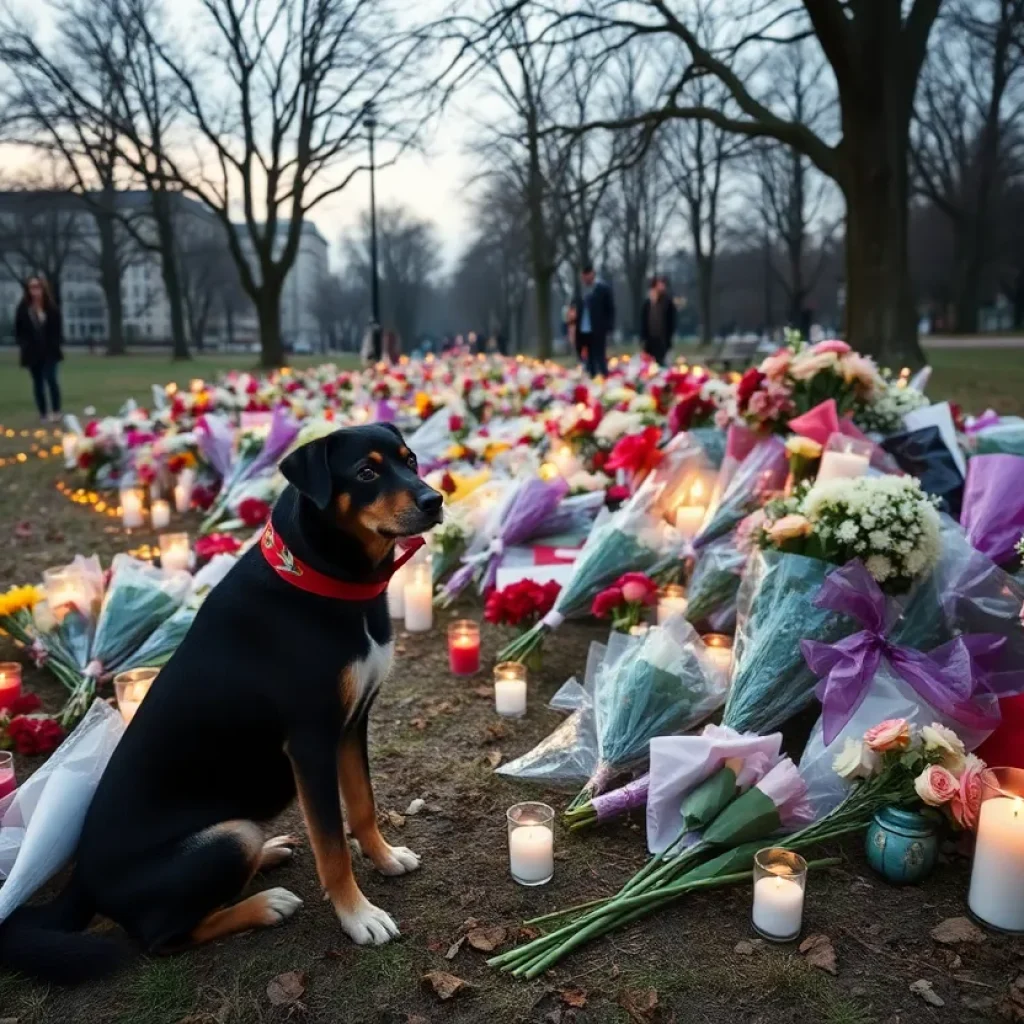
[356,466,378,483]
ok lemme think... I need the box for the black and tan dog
[0,424,443,983]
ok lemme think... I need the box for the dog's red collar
[260,522,426,601]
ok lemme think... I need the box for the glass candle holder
[752,847,807,942]
[816,433,872,484]
[701,633,733,677]
[507,801,555,886]
[43,566,91,622]
[403,561,433,633]
[657,584,688,625]
[494,662,527,718]
[159,532,191,573]
[114,667,160,725]
[0,751,15,801]
[120,486,145,528]
[61,432,78,468]
[969,767,1024,933]
[448,620,481,676]
[0,662,22,713]
[150,499,171,530]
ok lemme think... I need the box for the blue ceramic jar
[865,806,941,885]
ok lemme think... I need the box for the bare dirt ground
[1,442,1023,1024]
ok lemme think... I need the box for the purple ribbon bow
[965,409,1000,435]
[801,561,1004,746]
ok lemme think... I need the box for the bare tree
[341,204,443,347]
[912,0,1024,331]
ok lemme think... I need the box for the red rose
[616,572,658,605]
[194,533,242,559]
[84,420,99,438]
[245,378,259,394]
[606,427,664,478]
[591,450,608,471]
[238,497,272,527]
[137,464,156,486]
[440,472,457,495]
[7,715,64,757]
[669,389,715,434]
[77,451,94,470]
[190,484,217,511]
[591,586,625,619]
[572,385,590,405]
[736,368,766,410]
[607,484,630,504]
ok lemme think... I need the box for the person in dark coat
[570,263,615,377]
[15,276,64,423]
[639,275,677,366]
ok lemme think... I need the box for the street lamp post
[365,103,381,362]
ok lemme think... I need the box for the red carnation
[736,368,766,410]
[6,715,64,757]
[591,450,608,471]
[572,385,590,405]
[84,420,99,438]
[591,586,624,619]
[616,572,658,605]
[668,389,714,434]
[606,427,664,482]
[194,533,242,559]
[238,497,272,527]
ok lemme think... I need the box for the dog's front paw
[374,845,421,877]
[336,897,400,946]
[261,887,304,925]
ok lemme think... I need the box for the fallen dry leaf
[474,685,493,699]
[423,970,471,1001]
[485,750,503,769]
[462,917,480,930]
[620,987,659,1022]
[931,916,985,945]
[445,935,466,960]
[484,722,508,743]
[410,718,428,731]
[799,934,837,975]
[560,988,588,1008]
[466,925,507,952]
[386,810,406,828]
[428,699,457,716]
[734,940,762,955]
[266,970,307,1007]
[909,979,944,1007]
[519,925,541,941]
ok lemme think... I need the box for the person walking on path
[571,263,615,377]
[639,275,676,366]
[15,276,63,423]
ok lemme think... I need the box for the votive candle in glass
[702,633,733,677]
[151,499,171,530]
[657,584,688,625]
[448,620,481,676]
[0,662,22,712]
[403,561,433,633]
[159,532,191,573]
[120,487,145,528]
[0,751,15,801]
[61,432,78,468]
[494,661,527,718]
[507,801,555,886]
[43,566,90,622]
[114,667,160,724]
[968,767,1024,933]
[816,433,872,484]
[752,847,807,942]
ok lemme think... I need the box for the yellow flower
[785,435,823,460]
[447,470,491,504]
[415,391,433,417]
[483,441,511,463]
[0,585,44,618]
[443,443,468,461]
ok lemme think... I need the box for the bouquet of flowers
[693,437,789,549]
[35,556,193,725]
[485,578,561,638]
[0,586,46,651]
[852,373,929,436]
[684,536,747,628]
[591,572,658,633]
[725,476,943,735]
[964,413,1024,458]
[960,454,1024,569]
[496,476,685,664]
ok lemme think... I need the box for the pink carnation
[810,339,852,355]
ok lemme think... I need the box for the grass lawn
[0,344,1022,1023]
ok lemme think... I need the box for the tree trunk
[840,115,923,367]
[151,194,190,361]
[695,254,713,345]
[533,269,553,359]
[96,212,126,356]
[257,286,285,368]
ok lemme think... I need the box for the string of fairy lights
[0,427,64,470]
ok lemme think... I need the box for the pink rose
[759,348,793,380]
[809,339,851,356]
[950,757,986,831]
[840,353,881,394]
[915,765,959,807]
[788,350,839,381]
[864,718,911,752]
[766,513,812,544]
[617,572,658,605]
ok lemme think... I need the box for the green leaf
[702,786,782,848]
[681,766,738,833]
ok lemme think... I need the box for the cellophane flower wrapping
[971,416,1024,457]
[0,700,124,919]
[882,425,965,517]
[960,454,1024,567]
[694,437,788,549]
[724,550,855,734]
[685,536,746,627]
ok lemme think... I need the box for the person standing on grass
[639,275,676,366]
[571,263,615,377]
[15,276,63,424]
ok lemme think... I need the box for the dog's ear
[378,422,404,442]
[280,434,336,510]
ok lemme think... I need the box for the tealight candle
[120,488,145,528]
[816,434,872,484]
[494,661,527,717]
[702,633,733,677]
[448,620,481,676]
[114,667,160,725]
[507,802,555,886]
[752,848,807,942]
[403,562,433,633]
[969,768,1024,932]
[159,532,191,573]
[61,433,78,468]
[0,751,15,801]
[0,662,22,712]
[657,584,688,625]
[151,499,171,530]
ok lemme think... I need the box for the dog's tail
[0,875,128,984]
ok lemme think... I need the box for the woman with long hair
[15,276,63,423]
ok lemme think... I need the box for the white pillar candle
[121,489,145,528]
[509,825,554,884]
[702,633,733,677]
[658,586,688,625]
[151,499,171,530]
[969,796,1024,932]
[173,482,191,513]
[495,678,527,717]
[62,433,78,468]
[403,564,433,633]
[387,563,408,618]
[753,874,805,940]
[816,449,869,483]
[159,533,191,573]
[674,505,705,541]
